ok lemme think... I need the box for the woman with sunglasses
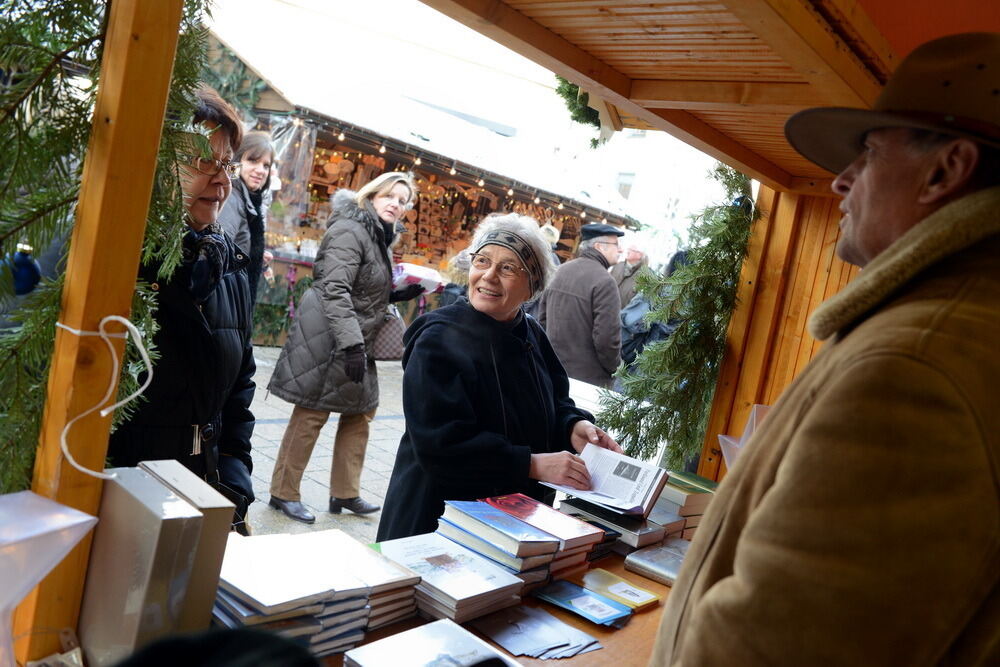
[377,213,622,541]
[107,85,256,534]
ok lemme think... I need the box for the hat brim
[784,107,1000,175]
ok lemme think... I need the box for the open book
[542,444,667,517]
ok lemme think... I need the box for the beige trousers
[269,405,376,501]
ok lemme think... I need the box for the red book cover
[481,493,604,552]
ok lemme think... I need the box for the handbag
[372,305,406,361]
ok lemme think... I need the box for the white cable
[55,316,154,481]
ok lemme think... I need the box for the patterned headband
[473,229,543,295]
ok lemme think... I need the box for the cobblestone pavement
[246,346,403,544]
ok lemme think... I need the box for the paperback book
[533,579,632,626]
[344,618,520,667]
[542,444,667,517]
[442,500,560,556]
[559,498,665,548]
[480,493,604,551]
[436,518,555,571]
[571,568,660,610]
[623,538,691,586]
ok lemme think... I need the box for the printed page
[542,444,663,513]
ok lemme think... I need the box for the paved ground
[246,346,404,544]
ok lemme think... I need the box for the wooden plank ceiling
[418,0,903,193]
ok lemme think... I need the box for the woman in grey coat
[267,172,422,523]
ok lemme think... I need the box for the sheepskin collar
[809,185,1000,341]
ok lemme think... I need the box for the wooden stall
[415,0,999,481]
[15,0,999,662]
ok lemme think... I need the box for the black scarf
[181,223,229,304]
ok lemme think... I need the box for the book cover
[219,533,369,614]
[215,588,324,626]
[442,500,560,556]
[565,514,622,542]
[659,479,714,515]
[480,493,604,551]
[373,532,523,608]
[559,498,665,547]
[623,538,691,586]
[647,496,686,534]
[572,568,660,610]
[344,618,520,667]
[293,528,419,594]
[533,580,632,626]
[211,603,322,639]
[436,518,555,571]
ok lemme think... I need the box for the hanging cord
[53,315,153,480]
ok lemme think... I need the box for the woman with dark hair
[267,172,423,524]
[219,130,274,308]
[107,84,256,534]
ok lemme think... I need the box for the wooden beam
[789,176,836,196]
[13,0,184,660]
[719,0,882,106]
[630,79,826,111]
[418,0,797,190]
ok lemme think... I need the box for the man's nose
[831,161,857,196]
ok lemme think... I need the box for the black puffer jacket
[376,301,593,541]
[108,232,256,503]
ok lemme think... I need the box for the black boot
[269,496,316,524]
[329,496,380,514]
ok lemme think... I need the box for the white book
[374,532,523,609]
[219,533,369,614]
[345,618,520,667]
[296,528,420,594]
[215,587,324,626]
[542,444,667,517]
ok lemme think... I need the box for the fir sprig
[598,164,757,469]
[0,0,210,493]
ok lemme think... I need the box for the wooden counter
[324,554,670,666]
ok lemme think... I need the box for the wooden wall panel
[699,192,853,481]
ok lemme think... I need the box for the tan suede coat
[650,187,1000,666]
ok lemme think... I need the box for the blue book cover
[533,579,632,626]
[442,500,560,556]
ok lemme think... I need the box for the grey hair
[470,212,556,299]
[578,238,600,253]
[355,171,418,209]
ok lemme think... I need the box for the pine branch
[0,33,101,123]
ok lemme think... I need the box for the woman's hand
[570,420,623,454]
[529,452,592,490]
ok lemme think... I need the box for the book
[659,477,714,516]
[78,467,203,667]
[533,579,632,626]
[480,493,604,551]
[667,470,719,493]
[549,561,589,582]
[215,587,325,626]
[211,602,322,639]
[572,568,661,610]
[623,538,691,586]
[294,529,419,595]
[415,590,521,624]
[312,628,366,658]
[219,533,369,615]
[542,444,667,517]
[549,549,589,573]
[567,515,622,543]
[317,596,368,619]
[139,459,234,632]
[367,587,413,610]
[344,618,521,667]
[441,500,560,557]
[682,526,698,540]
[559,498,665,547]
[646,496,686,534]
[367,602,418,630]
[436,518,555,571]
[373,532,523,618]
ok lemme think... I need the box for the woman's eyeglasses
[470,253,527,279]
[182,154,241,179]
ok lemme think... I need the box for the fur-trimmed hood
[329,189,374,227]
[809,185,1000,340]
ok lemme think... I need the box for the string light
[414,156,422,165]
[557,202,564,210]
[338,131,346,141]
[477,177,485,187]
[580,211,587,218]
[449,162,457,175]
[379,144,386,154]
[507,187,514,196]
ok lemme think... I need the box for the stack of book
[292,529,421,632]
[571,567,661,611]
[481,493,604,581]
[559,497,666,556]
[660,471,717,539]
[435,499,560,586]
[577,517,622,561]
[623,537,691,586]
[375,531,524,623]
[647,495,688,540]
[215,532,372,657]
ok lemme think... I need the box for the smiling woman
[377,213,623,541]
[107,84,256,535]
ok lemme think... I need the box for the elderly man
[651,33,1000,666]
[537,223,624,387]
[610,241,647,306]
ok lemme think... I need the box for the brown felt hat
[785,33,1000,174]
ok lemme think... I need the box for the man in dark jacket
[536,223,624,387]
[609,242,647,306]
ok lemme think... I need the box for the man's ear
[919,139,980,204]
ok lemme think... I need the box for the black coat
[376,301,592,541]
[108,233,256,502]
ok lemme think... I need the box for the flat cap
[579,223,625,242]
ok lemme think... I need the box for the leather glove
[389,283,425,303]
[343,344,367,383]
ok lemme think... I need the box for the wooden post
[13,0,183,661]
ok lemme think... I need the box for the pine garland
[0,0,210,493]
[598,164,758,469]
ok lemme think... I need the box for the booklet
[542,444,668,516]
[533,579,632,626]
